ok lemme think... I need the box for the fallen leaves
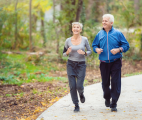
[33,107,43,114]
[0,82,69,120]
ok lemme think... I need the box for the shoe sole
[111,109,117,112]
[74,110,80,113]
[111,110,117,112]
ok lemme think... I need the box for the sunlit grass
[0,54,67,85]
[123,72,142,77]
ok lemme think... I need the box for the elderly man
[92,14,129,112]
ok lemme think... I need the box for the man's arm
[119,32,130,53]
[92,33,103,54]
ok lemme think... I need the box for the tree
[32,0,51,47]
[40,10,47,48]
[59,0,84,38]
[12,0,18,49]
[75,0,83,22]
[53,0,59,53]
[29,0,33,51]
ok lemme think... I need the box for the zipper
[107,32,109,62]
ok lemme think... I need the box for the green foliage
[0,54,67,85]
[119,1,135,28]
[133,28,142,51]
[124,72,142,77]
[0,0,52,49]
[32,88,38,94]
[0,0,142,63]
[13,92,24,97]
[6,94,12,97]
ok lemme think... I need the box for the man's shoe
[79,93,85,103]
[74,105,80,112]
[111,107,117,112]
[105,99,110,107]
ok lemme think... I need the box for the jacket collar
[102,26,114,32]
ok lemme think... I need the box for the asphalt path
[36,74,142,120]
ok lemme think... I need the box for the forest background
[0,0,142,120]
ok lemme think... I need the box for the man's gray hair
[102,14,114,23]
[72,22,83,29]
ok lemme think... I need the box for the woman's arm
[85,38,92,56]
[63,39,72,56]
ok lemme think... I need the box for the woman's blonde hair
[72,22,83,29]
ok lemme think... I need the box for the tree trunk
[75,0,83,22]
[105,0,111,13]
[40,11,47,48]
[60,0,75,37]
[134,0,139,24]
[53,0,59,54]
[13,0,18,49]
[29,0,33,51]
[134,0,139,11]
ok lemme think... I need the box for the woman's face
[72,24,82,35]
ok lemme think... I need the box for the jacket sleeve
[119,32,130,52]
[63,39,69,57]
[92,34,99,53]
[85,38,92,56]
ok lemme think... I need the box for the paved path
[36,74,142,120]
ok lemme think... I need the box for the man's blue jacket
[92,27,130,62]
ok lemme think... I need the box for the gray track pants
[67,59,86,105]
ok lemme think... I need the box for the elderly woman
[63,22,92,112]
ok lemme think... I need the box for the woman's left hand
[77,49,85,55]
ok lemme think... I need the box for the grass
[6,94,12,97]
[1,53,142,86]
[0,54,67,85]
[123,71,142,77]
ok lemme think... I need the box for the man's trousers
[100,58,122,108]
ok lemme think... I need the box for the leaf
[41,102,47,107]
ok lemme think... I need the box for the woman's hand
[77,49,85,55]
[66,47,72,55]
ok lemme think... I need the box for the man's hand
[96,48,103,54]
[110,48,120,55]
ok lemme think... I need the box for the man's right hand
[96,48,103,54]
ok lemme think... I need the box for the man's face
[102,16,113,30]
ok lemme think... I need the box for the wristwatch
[119,48,122,53]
